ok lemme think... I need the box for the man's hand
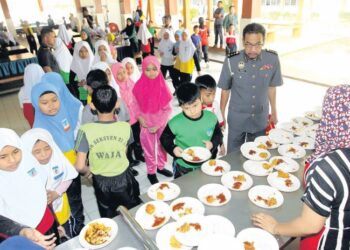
[173,147,183,158]
[202,140,213,150]
[270,112,278,125]
[20,228,56,250]
[251,213,278,235]
[46,190,59,204]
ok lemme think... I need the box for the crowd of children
[0,14,232,248]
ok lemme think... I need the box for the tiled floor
[0,59,328,250]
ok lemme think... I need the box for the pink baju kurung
[133,56,173,174]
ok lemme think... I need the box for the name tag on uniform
[62,119,71,132]
[27,167,38,177]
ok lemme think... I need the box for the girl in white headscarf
[93,39,116,65]
[121,57,141,83]
[0,128,60,239]
[18,64,44,127]
[178,29,196,83]
[52,37,73,85]
[70,41,94,104]
[57,24,74,53]
[21,128,78,237]
[158,29,176,88]
[137,20,152,58]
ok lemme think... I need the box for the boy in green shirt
[75,85,141,218]
[160,83,223,178]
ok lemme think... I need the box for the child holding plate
[160,83,223,178]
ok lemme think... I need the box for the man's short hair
[41,27,54,38]
[91,85,118,114]
[195,74,216,90]
[243,23,266,41]
[86,69,109,90]
[176,83,200,106]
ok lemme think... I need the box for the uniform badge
[27,167,38,177]
[238,61,245,70]
[62,119,70,132]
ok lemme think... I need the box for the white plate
[237,228,279,250]
[204,215,236,237]
[269,156,300,173]
[293,136,315,150]
[292,116,314,127]
[278,144,306,159]
[201,159,231,176]
[248,185,284,209]
[305,110,322,121]
[267,171,301,192]
[198,235,244,250]
[240,142,271,161]
[116,248,138,250]
[303,124,319,139]
[254,136,279,149]
[182,147,211,163]
[147,182,181,201]
[278,122,304,134]
[268,128,294,144]
[221,171,253,191]
[79,218,118,249]
[197,183,231,206]
[170,197,205,221]
[243,160,274,176]
[156,222,192,250]
[174,214,212,247]
[135,201,170,230]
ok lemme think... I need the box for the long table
[56,149,307,249]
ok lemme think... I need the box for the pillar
[164,0,178,16]
[147,0,155,23]
[0,0,16,39]
[94,0,105,28]
[293,0,304,37]
[183,0,190,30]
[240,0,261,44]
[120,0,133,28]
[207,0,213,29]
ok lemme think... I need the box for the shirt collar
[244,52,263,62]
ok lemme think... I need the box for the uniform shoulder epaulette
[265,49,278,55]
[227,51,240,58]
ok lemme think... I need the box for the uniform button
[252,114,255,117]
[252,96,256,99]
[252,64,256,68]
[252,105,255,108]
[239,76,242,79]
[252,75,256,79]
[252,85,256,89]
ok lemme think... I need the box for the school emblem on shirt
[52,166,59,175]
[62,119,71,132]
[238,61,245,70]
[27,167,38,177]
[206,128,214,137]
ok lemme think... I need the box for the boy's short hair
[193,25,199,30]
[195,74,217,90]
[41,27,54,38]
[176,83,200,106]
[86,69,109,90]
[92,85,118,114]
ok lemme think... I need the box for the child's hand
[202,140,213,150]
[78,79,86,87]
[46,190,59,204]
[139,117,147,128]
[219,144,226,156]
[20,228,56,250]
[173,146,183,158]
[148,127,158,133]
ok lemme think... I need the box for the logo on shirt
[52,166,59,175]
[62,119,71,132]
[206,128,214,137]
[27,167,38,177]
[260,64,273,70]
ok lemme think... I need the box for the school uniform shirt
[191,34,201,49]
[160,110,223,169]
[178,30,196,74]
[198,25,209,46]
[75,121,133,177]
[203,100,224,127]
[302,148,350,250]
[53,37,73,84]
[158,36,175,66]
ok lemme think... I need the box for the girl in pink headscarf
[111,62,144,164]
[132,56,173,184]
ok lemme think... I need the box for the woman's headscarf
[123,18,136,37]
[0,128,47,228]
[91,62,120,95]
[121,57,141,83]
[133,56,172,114]
[137,21,152,45]
[31,73,82,152]
[52,37,73,73]
[307,85,350,164]
[93,39,116,65]
[58,24,72,45]
[174,29,183,51]
[21,128,78,213]
[179,29,196,62]
[81,28,94,52]
[70,41,94,81]
[18,64,44,106]
[158,29,175,55]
